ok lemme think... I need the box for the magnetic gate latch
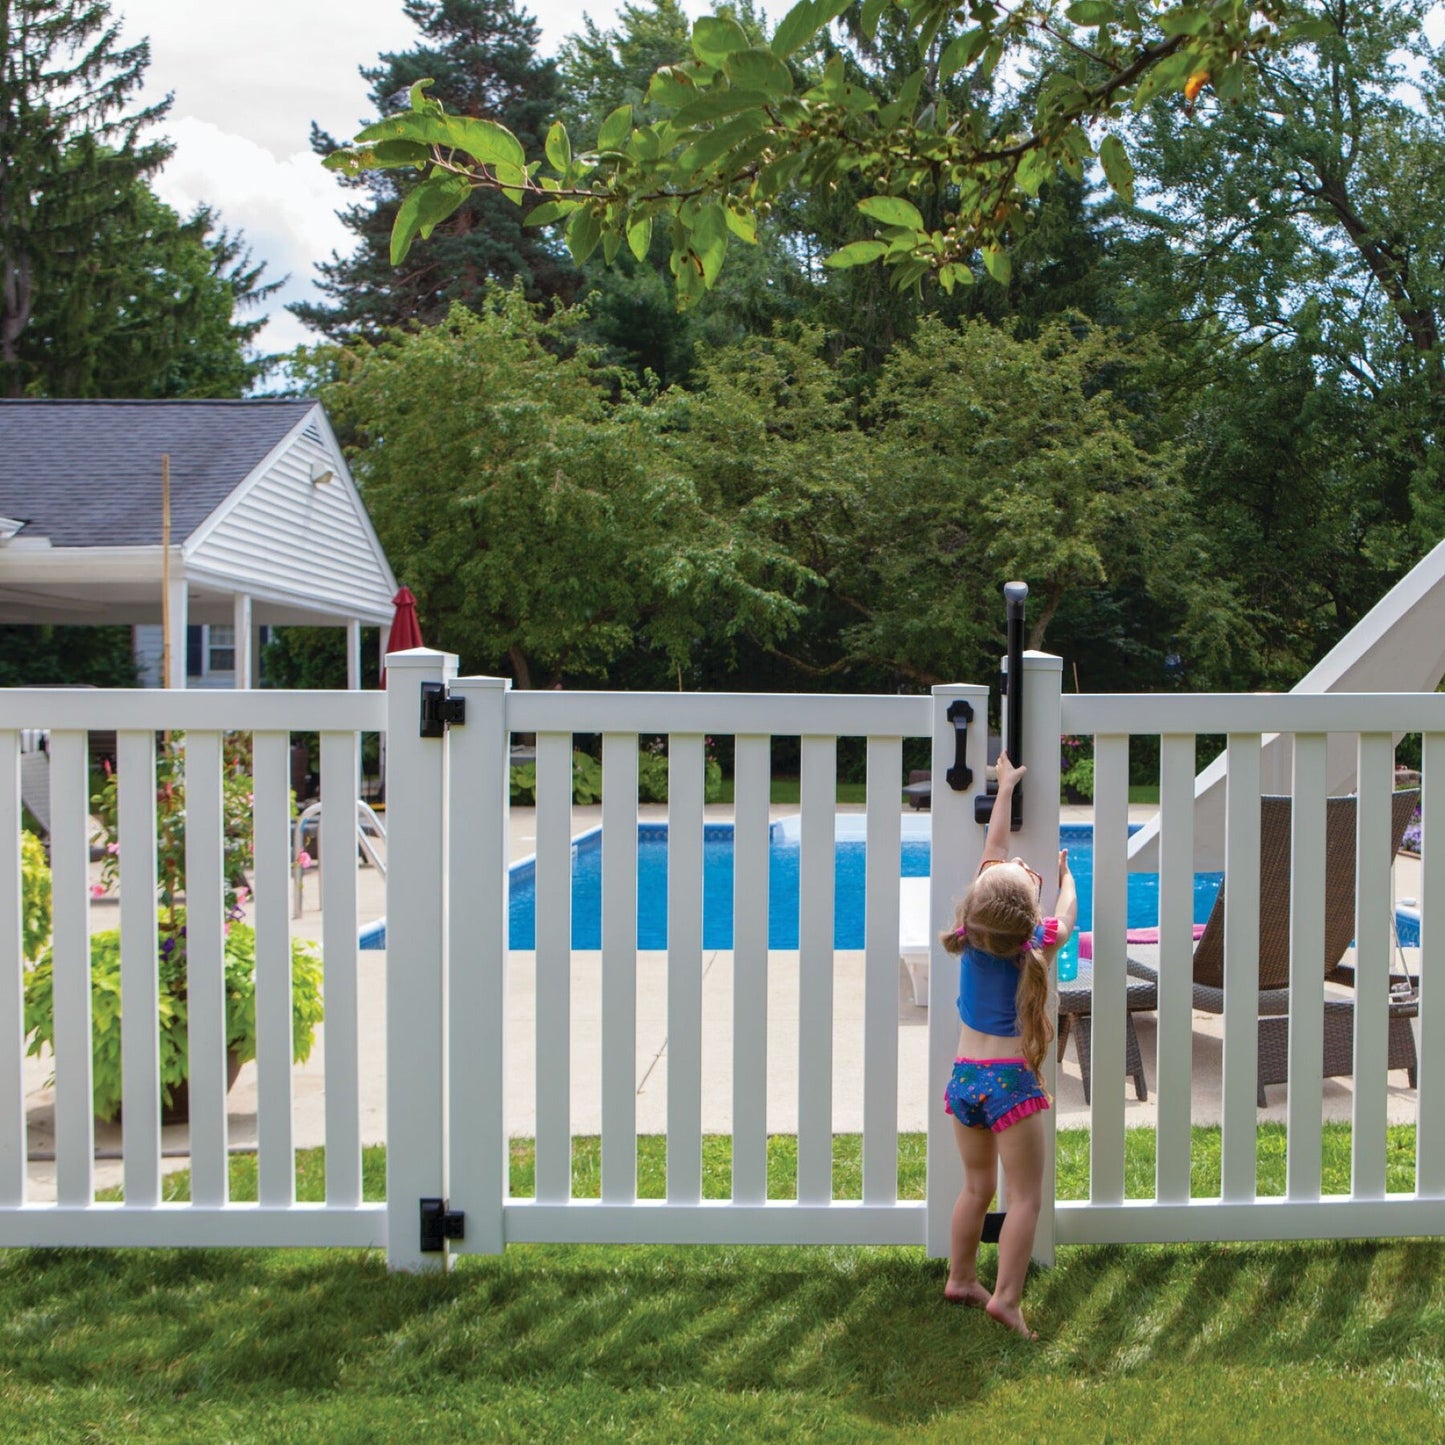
[420,1197,466,1252]
[419,680,466,738]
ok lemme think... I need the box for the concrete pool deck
[21,802,1426,1198]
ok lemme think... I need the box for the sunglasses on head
[978,857,1043,895]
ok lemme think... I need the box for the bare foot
[943,1279,991,1308]
[985,1298,1038,1340]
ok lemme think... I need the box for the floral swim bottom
[943,1057,1050,1133]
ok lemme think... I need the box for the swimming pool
[504,821,1225,955]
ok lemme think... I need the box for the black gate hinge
[419,681,466,738]
[420,1196,466,1252]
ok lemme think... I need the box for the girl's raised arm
[982,752,1025,864]
[1052,850,1078,945]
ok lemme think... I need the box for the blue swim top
[956,920,1058,1035]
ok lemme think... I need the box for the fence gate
[381,650,1071,1271]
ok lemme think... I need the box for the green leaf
[356,110,524,170]
[688,201,729,286]
[1098,133,1134,206]
[627,215,653,261]
[603,227,622,265]
[408,77,442,113]
[693,16,750,66]
[724,46,794,96]
[939,29,988,81]
[648,65,701,109]
[545,120,571,174]
[1017,148,1055,197]
[771,0,849,58]
[673,89,773,126]
[1158,6,1212,37]
[724,205,757,244]
[597,104,633,153]
[566,206,604,264]
[390,173,471,264]
[982,244,1012,286]
[1065,1,1114,24]
[678,111,768,175]
[524,199,579,226]
[823,239,888,268]
[858,194,925,230]
[1131,50,1196,109]
[858,0,889,41]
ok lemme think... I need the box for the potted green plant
[21,734,325,1123]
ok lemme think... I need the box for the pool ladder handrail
[292,798,387,919]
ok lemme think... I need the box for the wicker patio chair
[1129,790,1420,1107]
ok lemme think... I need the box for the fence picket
[50,730,93,1205]
[0,734,22,1206]
[1419,732,1445,1197]
[117,730,160,1206]
[1285,734,1327,1202]
[666,734,705,1205]
[1155,733,1195,1203]
[1089,735,1128,1206]
[1352,733,1394,1199]
[183,730,229,1207]
[253,731,294,1206]
[534,730,573,1204]
[797,735,837,1205]
[600,733,638,1204]
[731,734,771,1205]
[863,737,902,1206]
[1221,733,1262,1202]
[320,732,362,1208]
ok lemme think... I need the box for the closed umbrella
[382,586,423,685]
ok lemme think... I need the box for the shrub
[23,913,323,1123]
[21,830,50,963]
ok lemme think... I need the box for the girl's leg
[988,1109,1046,1339]
[946,1116,996,1306]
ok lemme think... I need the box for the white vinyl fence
[3,651,1444,1270]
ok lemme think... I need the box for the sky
[113,0,650,357]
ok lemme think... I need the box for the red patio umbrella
[382,585,424,685]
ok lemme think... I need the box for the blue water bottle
[1057,944,1079,983]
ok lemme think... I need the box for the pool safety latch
[420,1197,466,1251]
[974,581,1028,831]
[419,681,466,738]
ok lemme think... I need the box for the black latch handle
[420,1196,466,1251]
[944,699,974,791]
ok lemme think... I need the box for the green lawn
[4,1129,1439,1442]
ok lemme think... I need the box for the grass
[712,777,870,806]
[9,1128,1436,1441]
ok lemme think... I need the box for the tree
[0,0,170,394]
[295,0,579,341]
[309,289,810,687]
[24,183,275,397]
[327,0,1300,306]
[0,624,137,687]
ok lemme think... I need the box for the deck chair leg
[1125,1015,1148,1102]
[1073,1017,1092,1105]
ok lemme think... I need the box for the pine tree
[294,0,578,341]
[0,0,171,394]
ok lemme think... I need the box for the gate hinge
[419,681,466,738]
[420,1196,466,1252]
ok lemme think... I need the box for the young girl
[939,752,1076,1339]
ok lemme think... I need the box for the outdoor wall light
[311,463,336,486]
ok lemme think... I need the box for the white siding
[186,427,395,622]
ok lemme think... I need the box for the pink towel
[1077,923,1206,961]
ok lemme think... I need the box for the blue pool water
[506,823,1226,956]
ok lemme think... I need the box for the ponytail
[1013,943,1054,1083]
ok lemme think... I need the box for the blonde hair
[940,865,1055,1080]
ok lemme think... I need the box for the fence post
[1010,651,1064,1265]
[385,646,457,1272]
[925,682,990,1258]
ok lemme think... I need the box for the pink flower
[296,849,312,869]
[90,884,106,898]
[106,842,120,855]
[234,884,249,903]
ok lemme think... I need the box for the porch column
[347,618,362,691]
[165,573,188,690]
[233,593,253,688]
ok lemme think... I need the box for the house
[0,398,398,687]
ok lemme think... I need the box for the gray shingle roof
[0,399,318,546]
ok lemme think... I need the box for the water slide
[1127,534,1445,872]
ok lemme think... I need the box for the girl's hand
[1058,849,1072,886]
[995,752,1026,792]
